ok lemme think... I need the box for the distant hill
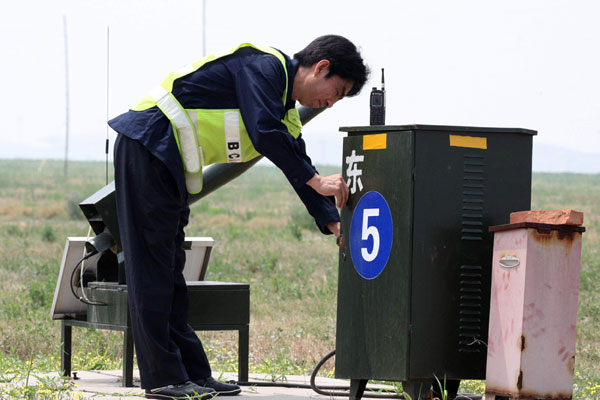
[533,143,600,174]
[1,140,598,175]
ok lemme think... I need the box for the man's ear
[313,59,331,77]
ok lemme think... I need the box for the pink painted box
[485,221,585,399]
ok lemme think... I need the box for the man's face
[296,60,354,109]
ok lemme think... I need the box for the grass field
[0,159,598,399]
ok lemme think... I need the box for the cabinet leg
[432,378,460,399]
[403,380,431,400]
[350,379,368,400]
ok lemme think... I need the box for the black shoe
[194,376,241,396]
[145,381,216,399]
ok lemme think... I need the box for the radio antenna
[202,0,207,57]
[381,68,385,91]
[63,15,70,179]
[105,25,110,185]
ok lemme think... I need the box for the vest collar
[285,58,299,110]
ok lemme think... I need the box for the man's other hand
[307,173,349,209]
[326,221,341,238]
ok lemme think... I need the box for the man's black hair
[294,35,370,97]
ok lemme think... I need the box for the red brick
[510,210,584,226]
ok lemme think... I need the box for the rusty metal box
[486,222,585,399]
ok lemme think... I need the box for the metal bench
[53,237,249,387]
[60,281,249,387]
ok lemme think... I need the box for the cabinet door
[335,131,414,381]
[410,129,532,379]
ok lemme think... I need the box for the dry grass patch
[39,202,66,219]
[246,216,285,229]
[199,214,237,226]
[0,201,34,220]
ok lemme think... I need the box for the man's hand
[307,173,349,209]
[327,221,341,238]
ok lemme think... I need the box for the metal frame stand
[60,282,250,387]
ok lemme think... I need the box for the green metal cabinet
[335,125,535,398]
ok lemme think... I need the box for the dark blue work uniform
[109,47,338,389]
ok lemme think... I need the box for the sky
[1,0,599,172]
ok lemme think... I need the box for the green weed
[0,352,76,399]
[287,207,315,240]
[41,225,57,242]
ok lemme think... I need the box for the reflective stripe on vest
[224,111,242,163]
[133,43,301,194]
[149,85,203,173]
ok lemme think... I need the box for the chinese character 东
[345,150,364,194]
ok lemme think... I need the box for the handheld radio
[369,68,385,125]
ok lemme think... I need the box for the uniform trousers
[114,134,211,389]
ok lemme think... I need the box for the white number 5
[361,208,380,262]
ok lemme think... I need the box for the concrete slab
[65,370,397,399]
[0,370,484,399]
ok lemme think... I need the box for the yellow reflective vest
[132,43,302,194]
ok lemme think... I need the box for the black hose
[236,349,482,399]
[235,349,403,398]
[309,350,403,399]
[69,250,107,306]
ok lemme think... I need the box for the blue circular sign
[349,191,393,279]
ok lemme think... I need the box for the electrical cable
[79,227,99,304]
[69,226,107,306]
[69,250,105,306]
[235,349,403,399]
[105,25,110,186]
[308,350,403,399]
[235,349,481,399]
